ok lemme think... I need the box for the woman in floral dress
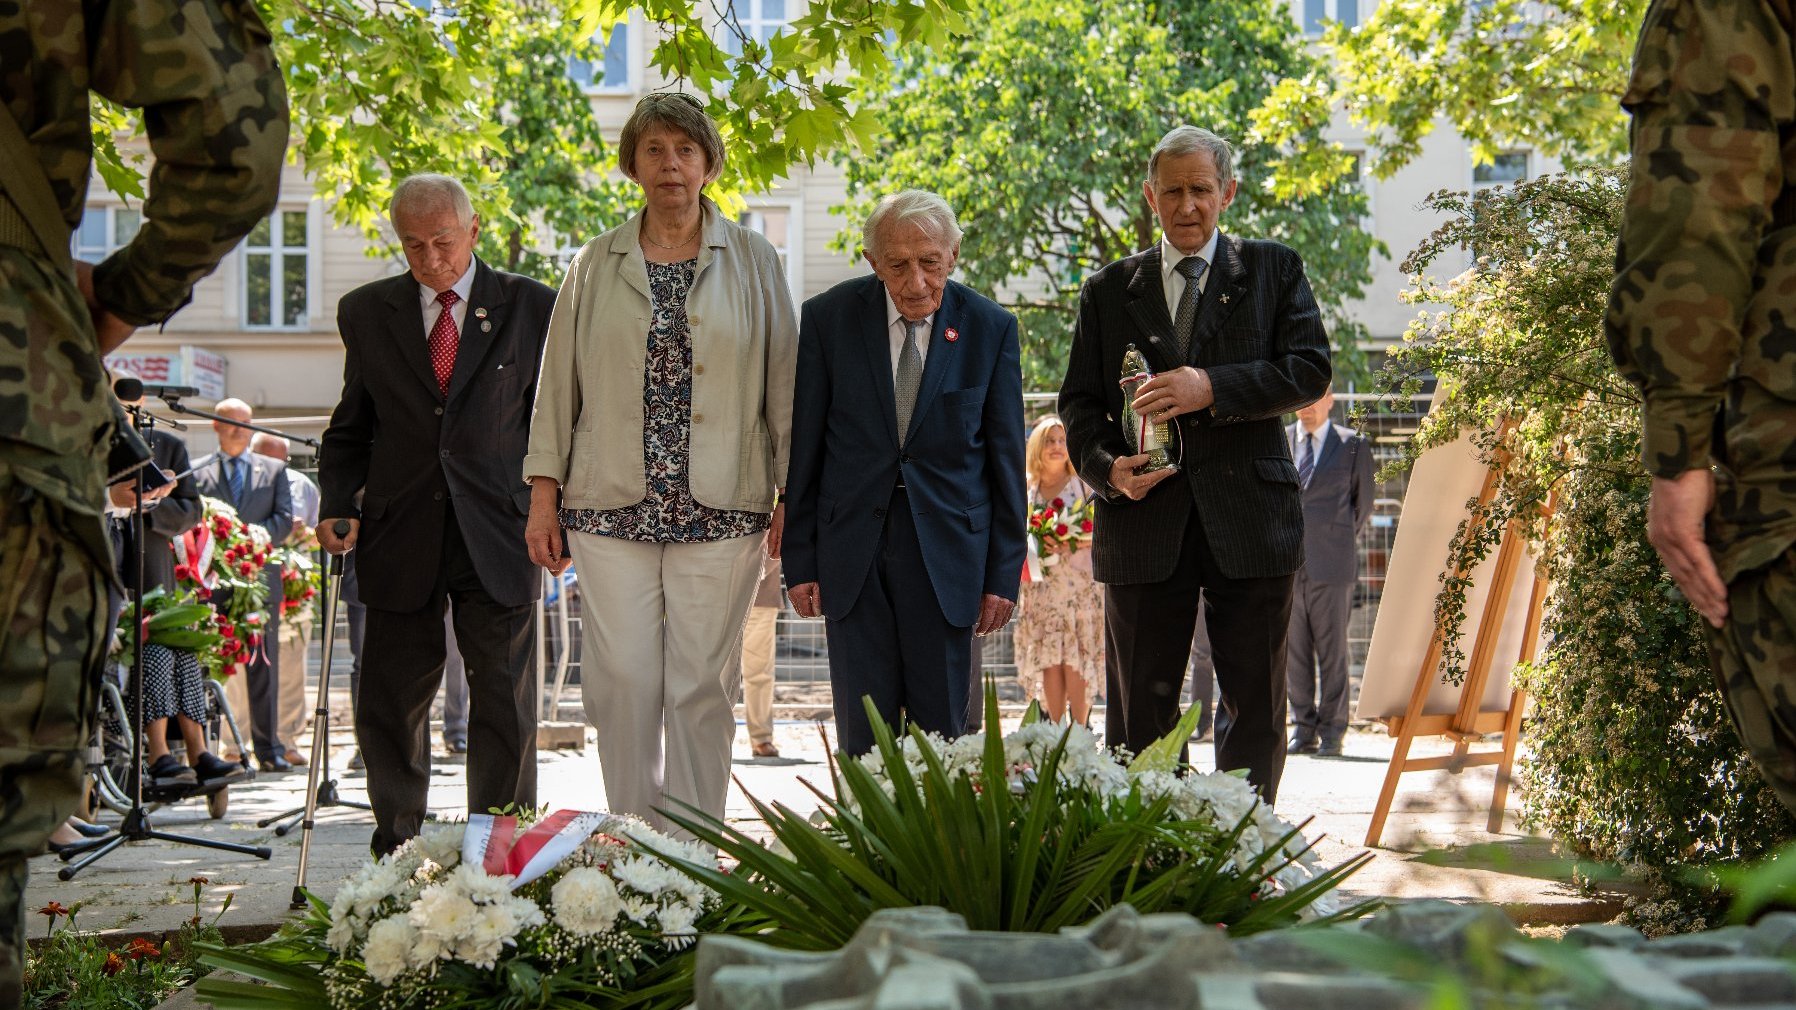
[1012,415,1104,723]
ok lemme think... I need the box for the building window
[1473,151,1530,193]
[741,203,802,299]
[568,19,631,92]
[243,209,310,329]
[73,206,141,261]
[723,0,787,56]
[1303,0,1359,33]
[1344,149,1373,226]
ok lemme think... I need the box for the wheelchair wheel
[207,787,229,819]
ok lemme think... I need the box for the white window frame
[740,197,803,302]
[72,205,141,261]
[241,204,320,331]
[722,0,790,56]
[570,12,638,95]
[1301,0,1361,35]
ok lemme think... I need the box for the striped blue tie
[228,456,246,505]
[1297,433,1315,489]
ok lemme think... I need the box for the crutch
[285,519,370,908]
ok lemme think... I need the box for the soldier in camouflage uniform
[0,2,287,1001]
[1608,0,1796,816]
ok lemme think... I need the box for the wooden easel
[1363,454,1553,848]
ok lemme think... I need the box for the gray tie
[1172,255,1208,359]
[895,318,924,443]
[1297,432,1315,489]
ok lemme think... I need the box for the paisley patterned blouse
[560,258,770,543]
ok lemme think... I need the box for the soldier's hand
[1647,469,1728,628]
[1108,453,1178,500]
[318,518,360,555]
[75,261,138,354]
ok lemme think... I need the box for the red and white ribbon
[462,810,620,889]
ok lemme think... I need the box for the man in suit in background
[193,397,294,772]
[318,174,554,856]
[252,432,318,767]
[1059,126,1330,804]
[112,386,203,594]
[785,190,1027,756]
[1284,387,1373,758]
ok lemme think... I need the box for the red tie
[429,289,461,397]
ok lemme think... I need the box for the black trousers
[1104,509,1294,804]
[242,563,285,761]
[356,506,537,855]
[825,488,971,756]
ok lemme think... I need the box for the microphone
[111,378,200,400]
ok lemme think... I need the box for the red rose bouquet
[114,587,228,681]
[173,497,273,680]
[1025,494,1095,576]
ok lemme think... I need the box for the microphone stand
[58,402,273,879]
[157,395,319,449]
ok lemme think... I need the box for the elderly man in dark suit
[1285,387,1373,758]
[319,174,554,856]
[192,397,294,772]
[784,189,1027,756]
[1059,126,1331,804]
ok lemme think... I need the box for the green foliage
[93,0,973,280]
[658,690,1372,950]
[1366,171,1794,878]
[25,883,230,1010]
[1255,0,1642,194]
[836,0,1379,390]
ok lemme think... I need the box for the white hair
[389,174,475,226]
[862,190,962,259]
[1147,126,1235,185]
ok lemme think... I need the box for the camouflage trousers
[0,460,108,1008]
[1708,550,1796,818]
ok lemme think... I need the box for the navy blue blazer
[783,275,1027,627]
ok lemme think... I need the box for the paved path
[27,703,1629,944]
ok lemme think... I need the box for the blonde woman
[1012,415,1103,723]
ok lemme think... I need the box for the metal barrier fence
[313,392,1428,721]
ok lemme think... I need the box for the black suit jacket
[1290,421,1374,585]
[783,276,1027,626]
[112,427,203,593]
[1058,234,1331,584]
[320,259,555,612]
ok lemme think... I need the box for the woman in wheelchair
[132,642,244,791]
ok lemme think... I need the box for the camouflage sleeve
[1605,0,1796,477]
[86,0,289,327]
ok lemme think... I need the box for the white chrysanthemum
[619,895,655,926]
[657,901,698,947]
[414,824,466,869]
[361,916,416,986]
[411,884,480,945]
[449,862,514,904]
[612,856,683,896]
[552,867,624,936]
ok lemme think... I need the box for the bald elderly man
[193,398,294,771]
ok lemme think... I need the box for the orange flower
[125,937,162,961]
[37,901,69,919]
[101,952,126,976]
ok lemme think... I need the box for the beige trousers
[565,531,764,834]
[277,623,311,747]
[736,606,779,745]
[222,669,249,757]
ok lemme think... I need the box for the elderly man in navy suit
[784,190,1027,755]
[1285,388,1373,757]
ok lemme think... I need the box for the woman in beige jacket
[523,93,796,833]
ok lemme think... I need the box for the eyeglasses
[641,92,704,111]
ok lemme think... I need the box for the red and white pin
[944,327,960,342]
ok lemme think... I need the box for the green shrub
[1369,171,1794,888]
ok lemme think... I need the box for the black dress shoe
[258,753,293,773]
[48,835,109,859]
[148,754,199,789]
[69,819,112,838]
[445,737,468,755]
[1287,736,1319,754]
[194,751,249,786]
[1317,740,1344,757]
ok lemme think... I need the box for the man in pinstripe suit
[1058,126,1330,804]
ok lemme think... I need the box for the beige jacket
[523,198,797,512]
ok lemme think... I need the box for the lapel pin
[1220,294,1230,304]
[481,320,492,332]
[945,327,959,342]
[474,307,488,319]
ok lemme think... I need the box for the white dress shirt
[286,468,322,527]
[418,258,477,339]
[1292,418,1332,462]
[883,288,934,383]
[1159,227,1221,323]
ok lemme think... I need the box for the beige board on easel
[1355,430,1545,847]
[1357,433,1539,722]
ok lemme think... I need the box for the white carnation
[410,884,480,946]
[361,916,416,986]
[551,867,624,936]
